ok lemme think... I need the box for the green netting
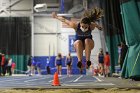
[9,55,29,74]
[120,0,140,78]
[103,0,125,73]
[105,34,123,73]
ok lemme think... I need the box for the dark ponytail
[83,7,103,22]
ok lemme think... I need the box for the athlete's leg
[104,65,107,76]
[74,40,84,62]
[37,67,41,75]
[67,65,72,76]
[59,65,62,76]
[56,65,59,74]
[85,39,94,68]
[67,65,70,75]
[85,39,94,61]
[69,65,72,75]
[74,40,84,73]
[31,66,35,75]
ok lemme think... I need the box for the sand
[0,88,140,93]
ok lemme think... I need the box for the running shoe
[86,60,91,69]
[77,61,82,69]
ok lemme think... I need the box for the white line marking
[63,83,115,86]
[73,75,83,82]
[48,79,53,83]
[98,83,115,85]
[0,78,29,82]
[93,76,102,82]
[24,77,47,83]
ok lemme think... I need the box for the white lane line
[0,78,29,82]
[98,83,115,85]
[63,84,84,86]
[24,77,47,83]
[0,76,44,81]
[93,76,102,82]
[73,75,83,82]
[63,83,115,86]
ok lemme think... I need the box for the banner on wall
[69,35,76,53]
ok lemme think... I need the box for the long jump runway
[0,75,115,89]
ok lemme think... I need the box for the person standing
[0,53,2,76]
[120,42,128,70]
[46,57,51,74]
[11,62,16,75]
[7,57,12,76]
[65,53,73,76]
[1,54,6,76]
[26,56,32,76]
[55,53,62,76]
[104,52,110,77]
[117,44,122,65]
[98,48,104,76]
[36,61,41,75]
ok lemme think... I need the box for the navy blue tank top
[98,53,104,63]
[66,57,72,64]
[56,58,62,65]
[75,23,92,40]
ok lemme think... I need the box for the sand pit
[0,88,140,93]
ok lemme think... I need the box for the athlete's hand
[98,26,103,30]
[52,12,57,18]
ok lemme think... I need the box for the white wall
[34,17,61,33]
[34,17,61,56]
[58,28,75,56]
[34,35,57,56]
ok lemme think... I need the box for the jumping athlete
[52,8,103,72]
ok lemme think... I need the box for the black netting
[0,17,31,55]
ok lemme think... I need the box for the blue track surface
[0,75,104,88]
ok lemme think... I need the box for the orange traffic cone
[52,72,61,86]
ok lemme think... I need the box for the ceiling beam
[0,0,23,14]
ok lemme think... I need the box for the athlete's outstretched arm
[90,22,103,30]
[52,12,77,30]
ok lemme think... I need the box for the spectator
[31,58,36,75]
[65,53,73,76]
[55,53,62,76]
[7,57,12,76]
[36,61,41,75]
[104,52,110,77]
[26,56,32,76]
[46,57,50,74]
[117,44,122,65]
[11,62,16,75]
[120,42,128,70]
[93,66,99,76]
[0,53,2,76]
[98,48,105,76]
[1,54,6,76]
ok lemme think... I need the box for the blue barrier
[33,56,86,75]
